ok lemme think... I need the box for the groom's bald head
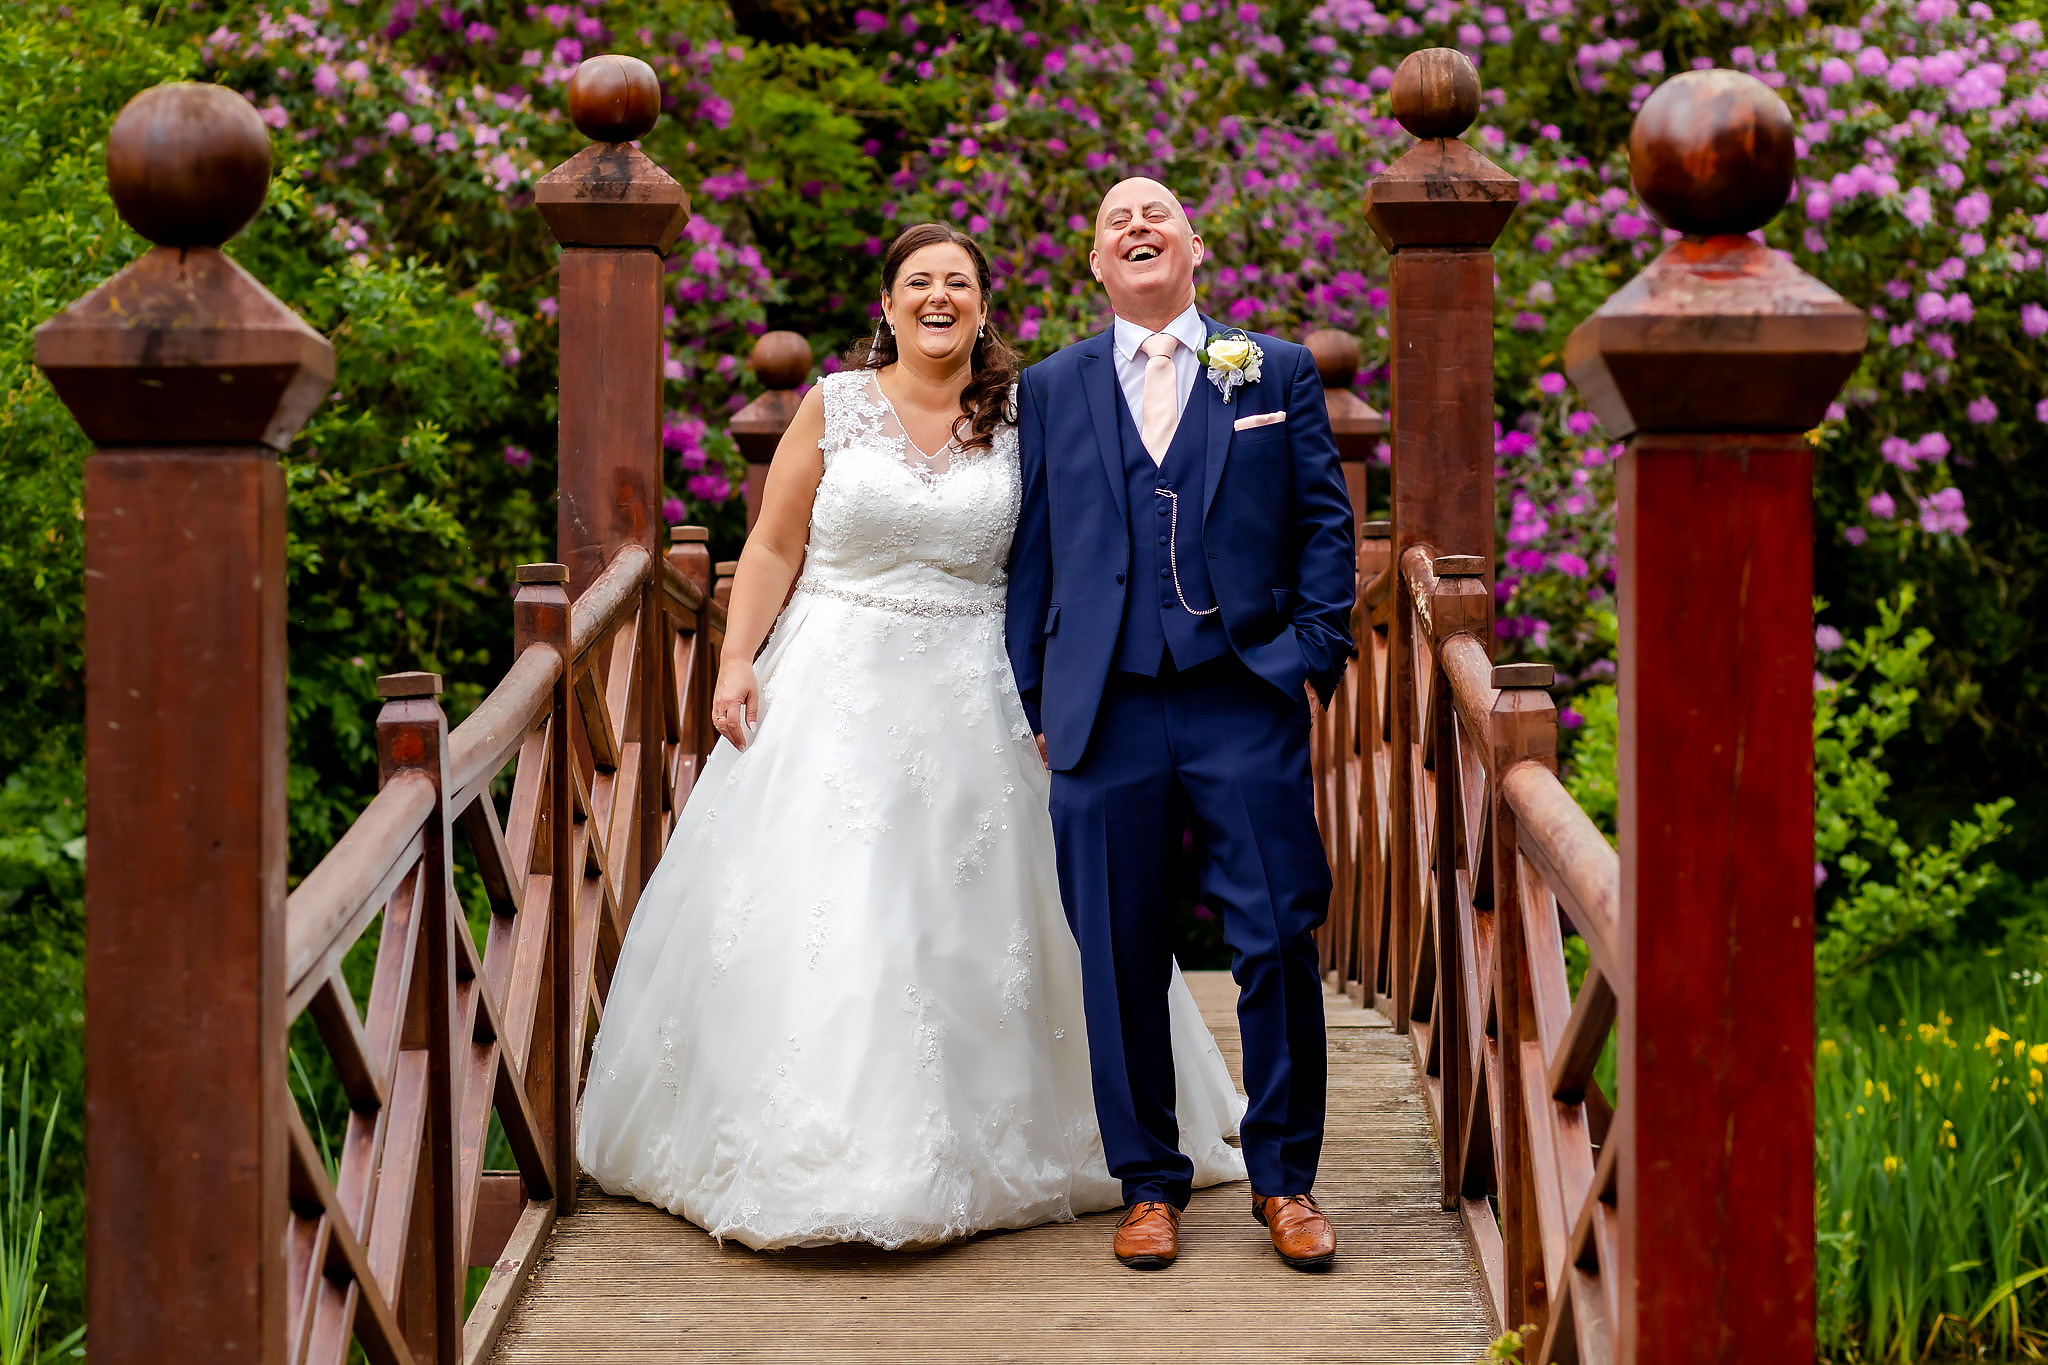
[1090,178,1203,330]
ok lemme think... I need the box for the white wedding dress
[577,368,1247,1250]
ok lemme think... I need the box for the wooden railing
[38,60,728,1365]
[1312,54,1865,1364]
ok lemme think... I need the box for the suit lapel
[1080,328,1128,521]
[1198,314,1234,520]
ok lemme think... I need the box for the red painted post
[536,55,689,596]
[1565,71,1865,1365]
[33,84,333,1364]
[1363,48,1517,1034]
[730,331,813,529]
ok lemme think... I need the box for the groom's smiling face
[1089,178,1203,326]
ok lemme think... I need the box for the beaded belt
[794,580,1002,620]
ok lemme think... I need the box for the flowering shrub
[9,0,2048,1346]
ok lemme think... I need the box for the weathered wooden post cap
[1390,48,1480,140]
[375,670,443,699]
[1364,49,1518,251]
[669,526,710,545]
[567,54,661,143]
[714,560,740,579]
[1629,70,1795,238]
[1435,554,1487,577]
[536,55,688,252]
[106,82,272,248]
[1305,330,1360,389]
[1492,662,1555,689]
[1360,519,1393,539]
[1306,327,1386,461]
[750,331,813,390]
[34,80,334,449]
[515,562,570,584]
[1563,70,1865,438]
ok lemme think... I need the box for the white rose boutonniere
[1196,330,1265,403]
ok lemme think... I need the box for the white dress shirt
[1110,304,1207,439]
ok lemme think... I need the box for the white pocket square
[1233,410,1287,431]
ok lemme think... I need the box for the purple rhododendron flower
[1919,486,1970,534]
[1869,490,1896,519]
[662,496,685,523]
[1816,625,1844,653]
[502,443,531,469]
[1537,371,1566,397]
[1968,397,1998,423]
[1845,526,1869,546]
[2024,304,2048,338]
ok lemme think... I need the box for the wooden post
[714,560,738,614]
[1564,71,1864,1365]
[34,84,332,1365]
[1488,661,1560,1336]
[668,527,716,774]
[1304,328,1385,525]
[373,671,462,1358]
[1353,517,1392,1007]
[1304,329,1384,986]
[730,331,812,529]
[1364,48,1518,1033]
[513,565,576,1219]
[536,54,688,596]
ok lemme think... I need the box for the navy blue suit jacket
[1006,319,1357,772]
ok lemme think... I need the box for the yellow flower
[1918,1022,1938,1043]
[1939,1011,1954,1029]
[1864,1078,1875,1097]
[1819,1038,1840,1057]
[1878,1080,1893,1103]
[2031,1043,2048,1065]
[2033,1068,2043,1089]
[1883,1154,1901,1174]
[1985,1026,2011,1051]
[1205,336,1254,371]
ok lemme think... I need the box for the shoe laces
[1120,1201,1177,1229]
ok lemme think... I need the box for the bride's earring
[977,322,986,342]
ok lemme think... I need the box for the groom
[1006,179,1355,1271]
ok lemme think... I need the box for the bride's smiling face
[880,243,984,367]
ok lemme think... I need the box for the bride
[576,222,1247,1250]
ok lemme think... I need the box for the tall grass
[1,1069,81,1365]
[1818,958,2048,1361]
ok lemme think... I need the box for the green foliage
[1816,950,2048,1362]
[0,1069,81,1365]
[1563,593,2015,985]
[1814,592,2015,986]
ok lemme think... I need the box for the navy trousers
[1049,657,1331,1208]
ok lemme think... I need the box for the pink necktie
[1138,332,1180,465]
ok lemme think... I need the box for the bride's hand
[713,661,761,749]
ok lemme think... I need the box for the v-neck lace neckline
[873,373,963,473]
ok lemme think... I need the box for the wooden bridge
[37,49,1860,1365]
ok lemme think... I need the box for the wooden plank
[487,977,1493,1363]
[464,1201,557,1365]
[460,794,524,920]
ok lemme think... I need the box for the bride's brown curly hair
[851,223,1020,453]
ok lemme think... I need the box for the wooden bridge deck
[488,972,1497,1363]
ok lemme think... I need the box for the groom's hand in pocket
[1305,680,1325,728]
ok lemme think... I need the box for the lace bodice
[796,369,1020,613]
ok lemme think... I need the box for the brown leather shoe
[1253,1193,1336,1270]
[1113,1201,1181,1269]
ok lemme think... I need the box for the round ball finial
[750,331,813,390]
[1628,70,1795,238]
[105,83,272,248]
[568,55,661,143]
[1390,49,1481,140]
[1304,330,1361,389]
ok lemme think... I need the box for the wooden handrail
[284,770,438,1001]
[570,544,654,658]
[1501,762,1620,980]
[1441,635,1496,770]
[447,643,563,812]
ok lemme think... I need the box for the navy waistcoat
[1112,387,1229,676]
